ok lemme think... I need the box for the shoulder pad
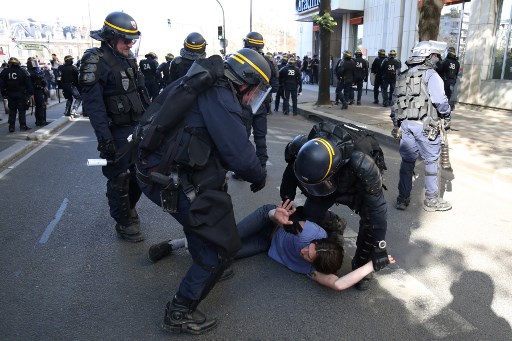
[349,151,383,195]
[79,48,103,86]
[173,57,182,65]
[284,134,308,163]
[22,68,30,77]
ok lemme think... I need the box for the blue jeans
[235,204,276,259]
[398,120,441,199]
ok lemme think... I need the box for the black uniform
[274,58,288,112]
[438,55,460,102]
[381,57,401,106]
[169,57,196,83]
[157,61,172,89]
[311,56,319,84]
[354,56,369,104]
[335,57,356,108]
[79,42,148,242]
[278,63,302,115]
[27,66,48,126]
[58,60,82,117]
[139,56,160,99]
[371,55,386,104]
[0,64,33,131]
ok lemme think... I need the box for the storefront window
[491,0,512,80]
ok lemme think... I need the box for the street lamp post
[216,0,226,56]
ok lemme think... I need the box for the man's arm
[312,255,394,291]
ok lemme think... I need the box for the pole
[216,0,226,56]
[88,0,93,47]
[250,0,252,32]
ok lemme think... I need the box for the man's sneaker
[20,125,31,131]
[149,240,172,263]
[349,100,354,105]
[395,196,410,210]
[341,104,348,110]
[356,101,361,105]
[8,125,15,133]
[115,223,145,242]
[423,197,452,212]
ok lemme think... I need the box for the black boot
[148,240,172,263]
[163,295,217,335]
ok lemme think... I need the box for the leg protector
[163,294,217,335]
[424,160,439,199]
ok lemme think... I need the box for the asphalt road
[0,105,511,340]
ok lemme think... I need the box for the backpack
[308,121,387,174]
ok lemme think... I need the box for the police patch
[122,78,129,91]
[131,21,137,29]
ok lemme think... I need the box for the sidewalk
[295,84,512,188]
[0,97,72,168]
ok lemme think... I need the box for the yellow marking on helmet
[185,41,206,50]
[313,138,335,181]
[104,20,138,34]
[246,38,264,45]
[233,52,269,83]
[231,55,245,65]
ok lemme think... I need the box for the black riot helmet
[64,55,74,65]
[355,49,363,57]
[26,57,38,69]
[183,32,207,54]
[243,32,265,51]
[389,50,397,58]
[165,53,174,62]
[343,50,352,59]
[8,57,21,67]
[378,49,386,58]
[294,137,343,196]
[225,48,272,113]
[144,52,157,59]
[447,46,457,58]
[90,11,141,42]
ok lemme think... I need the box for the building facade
[295,0,512,111]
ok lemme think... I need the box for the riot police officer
[391,40,452,212]
[0,57,33,132]
[437,46,460,105]
[58,55,82,117]
[79,11,150,242]
[157,53,174,89]
[371,49,386,104]
[280,121,389,291]
[241,32,279,167]
[381,50,401,107]
[335,51,356,110]
[137,48,270,334]
[169,32,207,82]
[274,55,288,112]
[278,58,302,115]
[26,57,49,126]
[353,49,369,105]
[139,52,160,100]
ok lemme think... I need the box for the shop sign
[296,0,320,13]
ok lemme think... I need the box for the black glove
[250,168,267,193]
[443,118,451,131]
[283,206,306,235]
[97,138,116,162]
[371,241,389,272]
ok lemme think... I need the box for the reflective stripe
[313,138,334,181]
[234,52,269,83]
[104,20,138,34]
[184,42,206,50]
[246,38,264,45]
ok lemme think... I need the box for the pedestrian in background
[311,54,319,84]
[437,46,460,107]
[79,11,149,242]
[391,40,452,212]
[58,55,81,117]
[0,57,33,132]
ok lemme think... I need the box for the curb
[0,116,71,168]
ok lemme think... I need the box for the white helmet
[407,40,447,65]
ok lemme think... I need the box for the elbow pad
[78,48,103,86]
[284,134,308,163]
[349,151,382,195]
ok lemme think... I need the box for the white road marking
[38,198,68,244]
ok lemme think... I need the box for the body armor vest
[100,48,145,125]
[395,68,436,122]
[3,67,29,94]
[59,64,78,84]
[29,70,45,89]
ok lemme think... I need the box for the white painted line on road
[38,198,68,244]
[0,120,76,180]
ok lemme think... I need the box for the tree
[418,0,444,40]
[314,0,334,105]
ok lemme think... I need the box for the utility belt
[136,164,197,213]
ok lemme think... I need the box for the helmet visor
[245,82,271,114]
[297,174,337,196]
